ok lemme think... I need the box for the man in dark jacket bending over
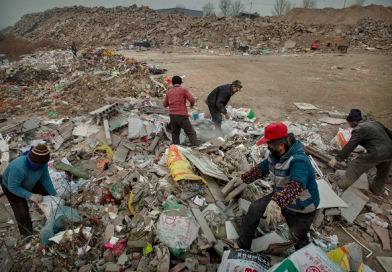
[329,109,392,195]
[206,80,242,136]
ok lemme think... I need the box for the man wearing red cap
[1,144,57,238]
[236,123,320,250]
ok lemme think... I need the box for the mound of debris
[0,47,168,117]
[280,4,392,25]
[4,5,392,51]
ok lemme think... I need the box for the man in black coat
[329,109,392,195]
[206,80,243,136]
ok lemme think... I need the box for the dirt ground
[121,50,392,136]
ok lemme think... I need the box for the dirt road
[122,50,392,132]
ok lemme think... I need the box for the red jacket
[163,84,195,116]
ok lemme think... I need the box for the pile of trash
[4,5,392,51]
[0,47,168,117]
[0,52,391,272]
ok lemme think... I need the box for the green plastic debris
[247,109,255,119]
[49,112,58,117]
[111,71,121,77]
[261,50,270,54]
[163,201,181,212]
[55,84,61,91]
[145,84,151,90]
[143,244,153,256]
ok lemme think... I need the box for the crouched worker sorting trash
[205,80,242,136]
[163,76,199,146]
[236,123,320,250]
[328,109,392,195]
[0,144,57,238]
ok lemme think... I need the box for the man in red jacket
[163,76,199,146]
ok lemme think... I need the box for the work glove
[263,200,282,224]
[29,194,43,204]
[328,157,338,168]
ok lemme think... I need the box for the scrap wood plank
[222,179,237,197]
[201,174,225,202]
[372,224,391,251]
[304,145,347,170]
[192,208,216,245]
[376,257,392,271]
[224,184,247,203]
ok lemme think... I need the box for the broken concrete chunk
[251,232,285,253]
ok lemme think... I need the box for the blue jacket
[260,140,320,213]
[2,156,57,199]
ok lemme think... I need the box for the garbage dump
[0,47,391,272]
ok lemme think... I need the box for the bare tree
[219,0,233,16]
[203,2,215,16]
[272,0,293,16]
[303,0,317,8]
[231,0,245,17]
[175,4,186,8]
[351,0,366,6]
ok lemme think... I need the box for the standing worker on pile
[71,42,77,57]
[328,109,392,195]
[206,80,243,136]
[0,144,57,239]
[235,123,320,250]
[163,76,199,146]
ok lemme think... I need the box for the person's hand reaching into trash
[29,194,43,204]
[263,200,281,224]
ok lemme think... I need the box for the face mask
[268,147,282,157]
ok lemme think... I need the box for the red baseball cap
[256,123,288,146]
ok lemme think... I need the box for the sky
[0,0,391,30]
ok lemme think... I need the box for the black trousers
[1,176,49,237]
[208,105,223,136]
[169,115,199,146]
[238,193,316,250]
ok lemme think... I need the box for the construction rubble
[3,5,392,52]
[0,48,392,272]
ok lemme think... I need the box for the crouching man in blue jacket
[236,123,320,250]
[0,144,57,238]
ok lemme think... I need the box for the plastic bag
[268,244,342,272]
[218,249,271,272]
[227,106,256,122]
[105,238,128,257]
[127,113,153,139]
[101,177,124,203]
[94,140,114,159]
[48,159,71,199]
[157,202,199,256]
[38,196,65,218]
[166,145,207,187]
[40,205,81,245]
[326,243,363,272]
[332,128,365,152]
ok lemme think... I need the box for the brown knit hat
[28,144,50,164]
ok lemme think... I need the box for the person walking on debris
[0,144,57,238]
[163,76,199,146]
[206,80,243,136]
[71,42,77,56]
[328,109,392,195]
[235,123,320,250]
